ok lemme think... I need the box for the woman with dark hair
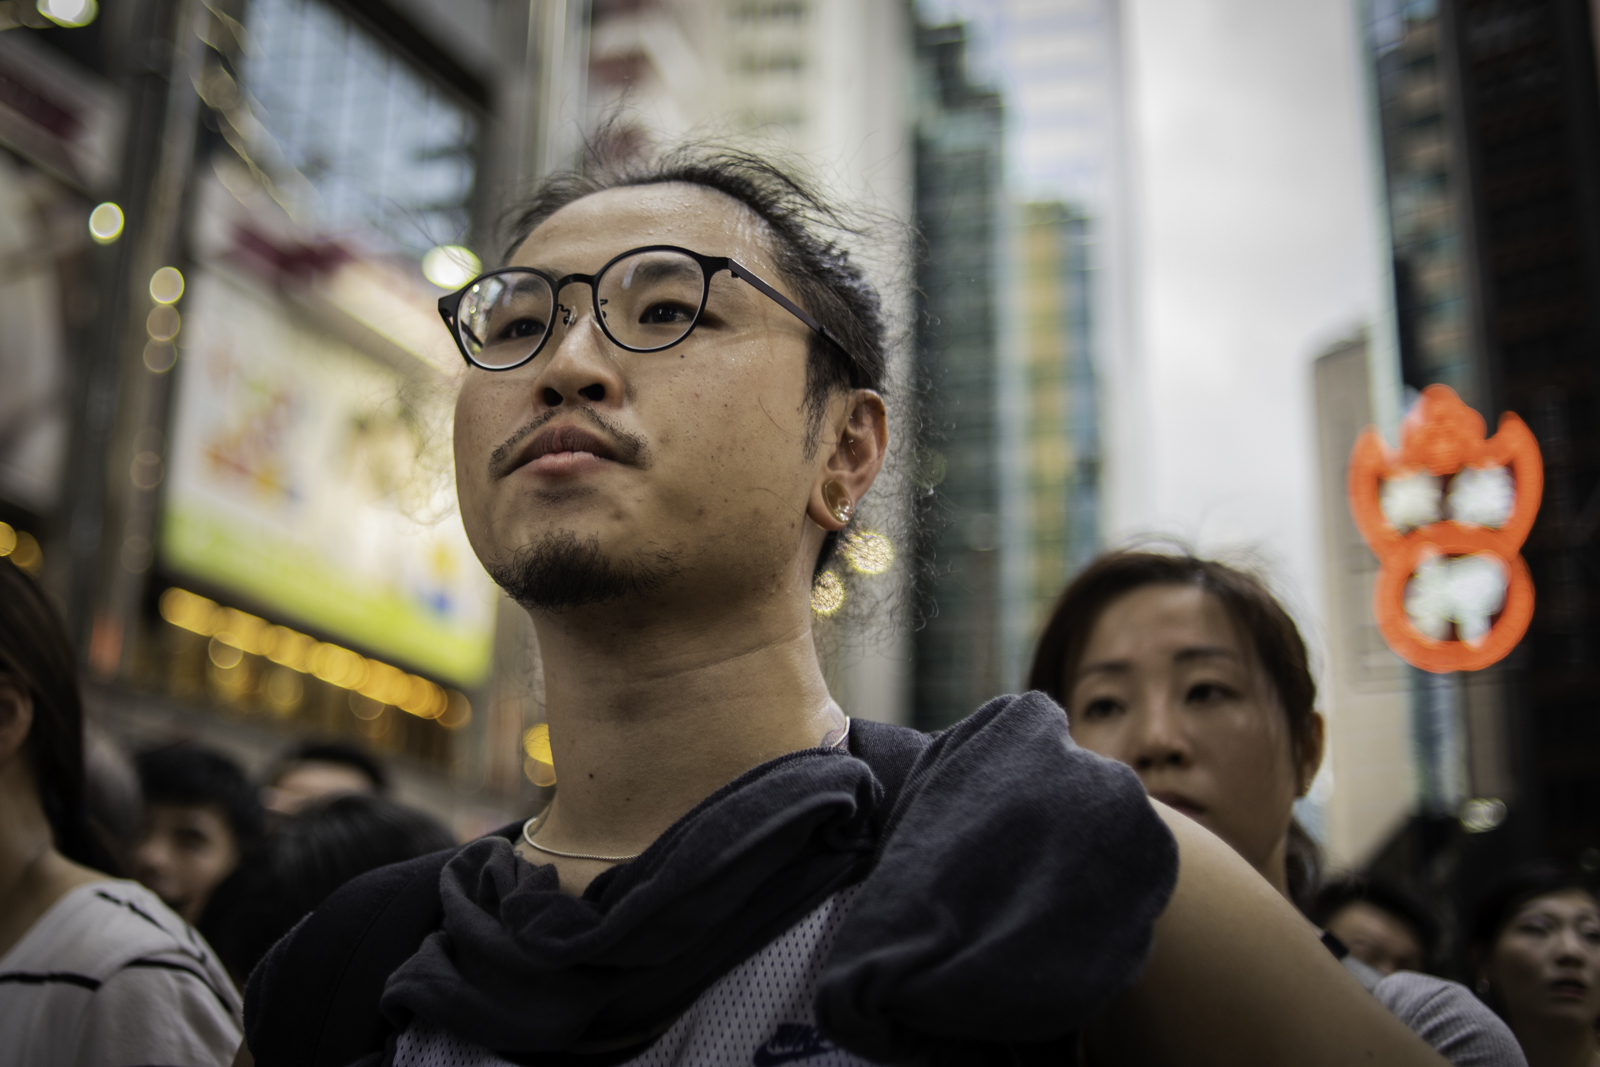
[1029,550,1327,907]
[1471,865,1600,1067]
[0,560,241,1066]
[1030,548,1523,1065]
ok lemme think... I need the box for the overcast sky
[1120,0,1383,646]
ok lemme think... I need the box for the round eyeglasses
[437,244,861,372]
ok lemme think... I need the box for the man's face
[454,184,828,615]
[131,802,240,924]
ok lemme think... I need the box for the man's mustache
[488,407,650,480]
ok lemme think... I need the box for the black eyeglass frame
[437,244,860,372]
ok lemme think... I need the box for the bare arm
[1083,804,1450,1067]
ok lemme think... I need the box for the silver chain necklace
[521,808,641,864]
[519,717,851,865]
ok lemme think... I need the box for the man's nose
[1131,700,1191,772]
[532,293,623,411]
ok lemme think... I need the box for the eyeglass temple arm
[726,260,861,363]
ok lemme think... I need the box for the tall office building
[1012,202,1100,653]
[914,1,1118,694]
[1361,0,1600,883]
[910,23,1006,731]
[910,21,1103,730]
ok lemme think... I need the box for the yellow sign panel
[162,269,496,686]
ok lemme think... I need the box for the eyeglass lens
[454,249,709,369]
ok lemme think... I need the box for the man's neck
[528,595,844,859]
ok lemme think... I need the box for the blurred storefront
[0,0,569,832]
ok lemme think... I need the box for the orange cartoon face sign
[1348,384,1543,673]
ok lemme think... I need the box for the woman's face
[1484,889,1600,1037]
[1065,584,1321,888]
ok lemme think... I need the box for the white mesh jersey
[393,887,900,1067]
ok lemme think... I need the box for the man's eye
[1080,697,1123,721]
[638,302,695,325]
[495,317,546,340]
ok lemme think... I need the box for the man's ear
[0,678,34,767]
[1296,710,1327,797]
[807,389,888,531]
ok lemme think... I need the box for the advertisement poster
[162,269,497,686]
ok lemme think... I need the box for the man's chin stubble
[486,531,680,612]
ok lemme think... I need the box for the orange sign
[1347,384,1542,673]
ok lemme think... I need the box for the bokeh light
[149,266,185,305]
[88,202,124,244]
[523,723,556,785]
[841,530,895,575]
[156,586,459,722]
[1460,797,1507,833]
[811,570,845,616]
[147,305,180,342]
[38,0,97,27]
[422,245,481,289]
[0,523,42,575]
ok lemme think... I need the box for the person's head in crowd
[133,742,263,923]
[263,738,388,815]
[1028,549,1326,909]
[1472,863,1600,1067]
[0,558,107,873]
[202,792,455,984]
[1314,875,1438,976]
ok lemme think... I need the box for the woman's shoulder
[1,879,206,981]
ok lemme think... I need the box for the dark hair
[136,742,264,850]
[271,739,389,794]
[501,143,891,578]
[1314,874,1440,964]
[1027,549,1323,909]
[1471,862,1596,954]
[201,793,456,983]
[0,559,104,868]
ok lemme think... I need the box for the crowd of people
[1,144,1597,1067]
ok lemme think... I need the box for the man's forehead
[510,183,775,272]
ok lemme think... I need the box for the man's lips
[505,424,619,478]
[1150,791,1206,818]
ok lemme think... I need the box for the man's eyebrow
[616,257,701,288]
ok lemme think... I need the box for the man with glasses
[239,149,1450,1067]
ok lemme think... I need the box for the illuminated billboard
[161,268,497,686]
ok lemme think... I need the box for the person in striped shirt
[0,558,241,1066]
